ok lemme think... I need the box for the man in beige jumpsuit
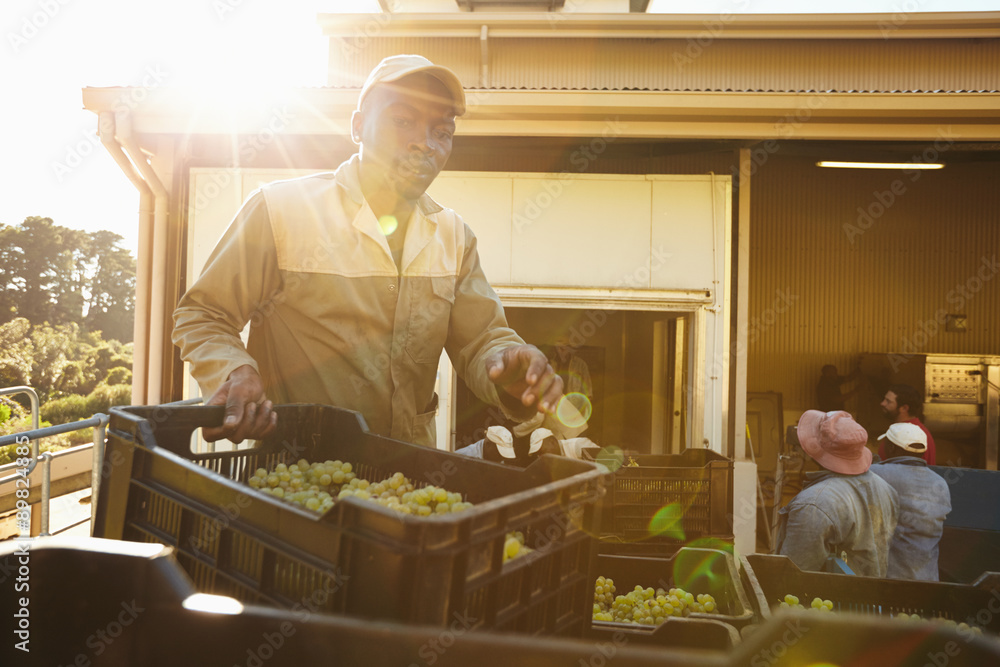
[173,55,563,445]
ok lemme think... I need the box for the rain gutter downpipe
[102,109,169,404]
[99,111,153,405]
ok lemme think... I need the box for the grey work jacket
[776,469,899,577]
[870,457,952,581]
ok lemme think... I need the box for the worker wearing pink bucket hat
[796,409,873,475]
[775,410,899,576]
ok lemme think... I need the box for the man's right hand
[202,365,278,443]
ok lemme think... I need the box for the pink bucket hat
[797,410,872,475]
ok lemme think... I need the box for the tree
[2,217,68,325]
[85,230,136,342]
[0,318,33,387]
[0,217,136,342]
[0,225,20,324]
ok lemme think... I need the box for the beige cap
[878,423,928,453]
[358,54,466,116]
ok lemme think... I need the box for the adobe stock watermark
[843,126,958,244]
[51,64,170,184]
[235,572,350,667]
[544,0,586,27]
[7,0,73,53]
[750,617,810,667]
[878,0,927,38]
[212,0,255,21]
[512,117,628,234]
[192,105,296,212]
[52,599,145,667]
[405,611,478,666]
[672,0,754,71]
[336,0,401,59]
[696,288,798,426]
[920,589,1000,667]
[731,95,830,183]
[532,483,604,556]
[576,629,630,667]
[887,255,998,372]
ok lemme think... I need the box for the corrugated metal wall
[748,155,1000,419]
[330,36,1000,92]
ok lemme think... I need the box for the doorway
[451,307,691,454]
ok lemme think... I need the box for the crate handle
[118,405,275,458]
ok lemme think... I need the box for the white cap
[878,423,928,453]
[486,426,515,459]
[358,54,466,116]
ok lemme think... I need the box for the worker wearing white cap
[174,55,563,447]
[870,423,952,581]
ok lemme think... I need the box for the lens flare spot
[673,549,726,592]
[594,446,624,473]
[378,215,398,236]
[556,392,592,428]
[649,502,685,541]
[684,537,734,555]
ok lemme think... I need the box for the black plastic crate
[742,553,1000,635]
[731,609,1000,667]
[93,404,607,636]
[588,616,741,652]
[589,548,756,634]
[0,535,726,667]
[0,536,197,667]
[585,447,734,554]
[143,602,732,667]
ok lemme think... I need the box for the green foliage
[39,383,133,425]
[0,318,33,388]
[0,394,84,466]
[0,427,82,466]
[0,396,27,424]
[0,216,136,463]
[105,366,132,385]
[85,382,132,415]
[40,394,90,424]
[1,318,133,404]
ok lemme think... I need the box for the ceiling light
[816,161,944,170]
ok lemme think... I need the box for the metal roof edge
[316,11,1000,39]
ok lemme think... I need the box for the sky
[1,0,997,256]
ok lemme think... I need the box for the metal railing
[0,390,202,537]
[0,409,108,536]
[0,386,40,485]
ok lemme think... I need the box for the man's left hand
[486,345,563,415]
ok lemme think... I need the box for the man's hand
[202,365,278,443]
[486,345,563,416]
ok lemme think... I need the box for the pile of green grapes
[778,595,833,612]
[592,577,717,625]
[503,531,533,563]
[248,458,535,564]
[247,458,473,516]
[894,613,984,636]
[778,597,987,635]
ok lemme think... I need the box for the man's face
[881,391,899,419]
[353,73,456,201]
